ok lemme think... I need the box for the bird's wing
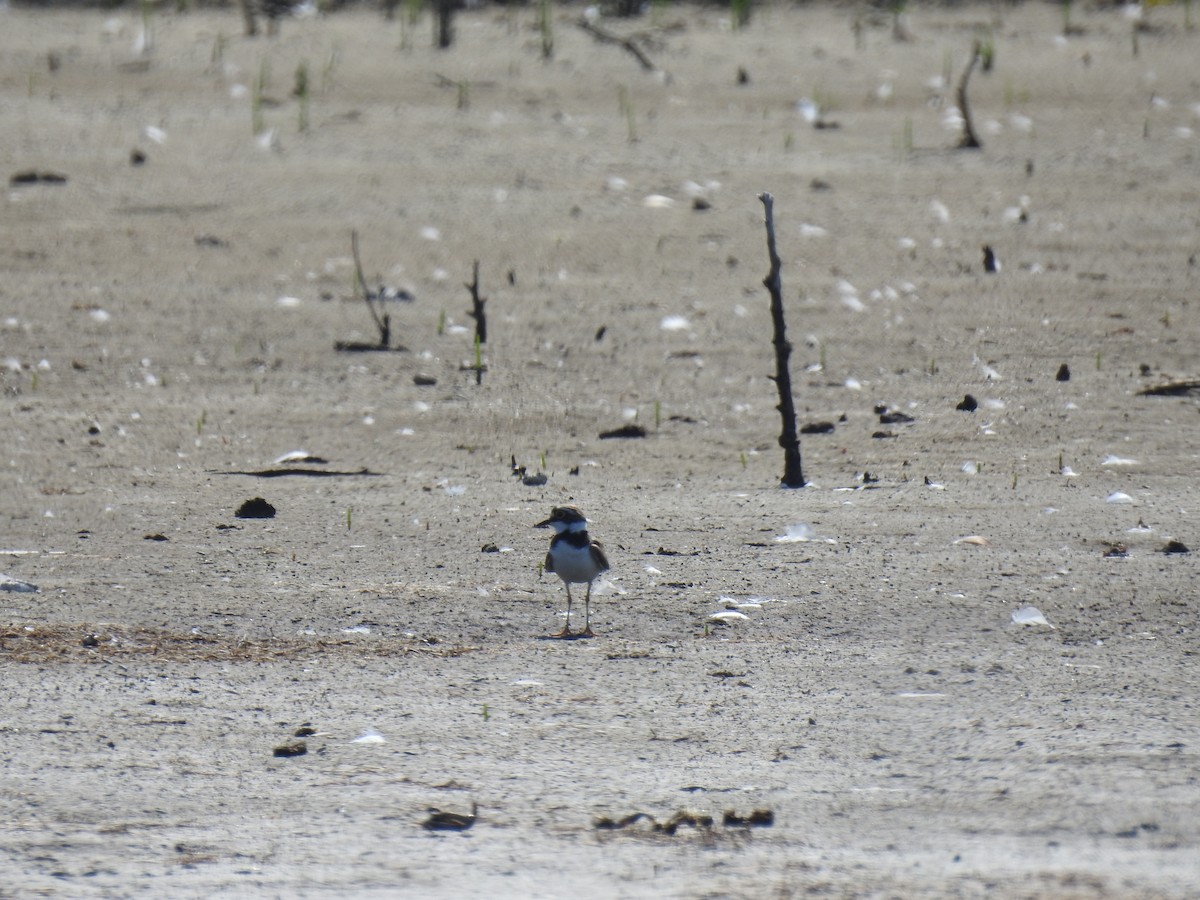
[590,540,610,573]
[543,550,555,574]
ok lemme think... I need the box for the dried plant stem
[758,192,806,488]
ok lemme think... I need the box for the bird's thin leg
[580,582,595,637]
[553,584,574,638]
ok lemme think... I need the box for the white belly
[549,542,604,584]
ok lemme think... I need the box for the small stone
[235,497,276,519]
[800,421,835,434]
[599,424,646,439]
[983,245,999,273]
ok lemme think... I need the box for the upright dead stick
[758,192,806,488]
[465,260,487,345]
[956,41,983,150]
[351,230,390,348]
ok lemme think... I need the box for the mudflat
[3,2,1200,895]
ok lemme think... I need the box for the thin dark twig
[577,18,658,72]
[465,260,487,345]
[957,41,983,150]
[351,229,390,347]
[758,192,806,488]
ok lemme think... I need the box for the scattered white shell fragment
[1106,492,1135,504]
[143,125,167,144]
[342,624,371,634]
[954,535,989,546]
[799,223,828,238]
[660,314,691,331]
[420,226,441,241]
[642,194,675,208]
[708,610,749,624]
[351,729,386,744]
[961,461,979,475]
[796,98,820,123]
[1012,606,1055,628]
[978,362,1002,381]
[274,449,316,464]
[942,108,965,132]
[719,596,763,611]
[776,523,835,544]
[1060,466,1079,477]
[89,309,112,323]
[1102,455,1138,466]
[276,296,301,308]
[644,565,662,575]
[844,378,862,391]
[604,176,628,192]
[1127,520,1154,534]
[929,199,951,223]
[443,484,466,497]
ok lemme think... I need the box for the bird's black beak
[534,517,552,529]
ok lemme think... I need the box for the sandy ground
[3,1,1200,895]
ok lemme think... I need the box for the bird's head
[534,505,588,534]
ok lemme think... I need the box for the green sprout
[539,0,553,60]
[618,85,637,143]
